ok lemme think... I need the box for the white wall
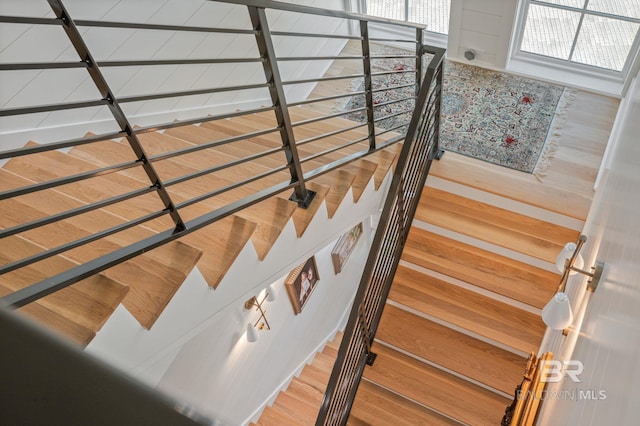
[536,74,640,425]
[447,0,517,69]
[0,0,349,150]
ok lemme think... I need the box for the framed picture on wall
[331,222,363,274]
[284,256,320,315]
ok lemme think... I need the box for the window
[364,0,451,34]
[518,0,640,72]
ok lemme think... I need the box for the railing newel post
[247,5,316,208]
[359,20,376,151]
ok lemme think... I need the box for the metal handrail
[0,0,431,319]
[316,46,446,426]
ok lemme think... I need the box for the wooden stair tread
[416,186,579,263]
[429,150,591,220]
[1,283,96,347]
[390,265,545,354]
[349,380,459,426]
[0,236,128,342]
[0,167,203,330]
[402,227,558,309]
[363,344,510,426]
[376,304,525,395]
[254,404,306,426]
[291,181,330,237]
[4,148,256,289]
[272,389,319,424]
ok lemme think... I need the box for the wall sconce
[541,235,604,331]
[244,284,276,342]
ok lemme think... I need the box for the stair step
[416,186,579,263]
[254,404,306,426]
[390,265,546,354]
[70,138,295,260]
[349,379,460,426]
[429,150,591,220]
[376,304,525,395]
[1,283,96,347]
[0,236,128,345]
[363,344,510,426]
[290,181,330,237]
[272,387,320,424]
[0,165,203,329]
[402,228,558,309]
[295,363,332,394]
[2,150,247,320]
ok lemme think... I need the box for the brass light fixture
[541,235,605,331]
[244,284,276,342]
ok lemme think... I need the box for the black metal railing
[0,0,431,310]
[316,45,446,426]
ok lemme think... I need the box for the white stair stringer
[85,170,394,424]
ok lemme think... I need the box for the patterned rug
[338,49,575,175]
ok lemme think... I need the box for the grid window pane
[587,0,640,19]
[366,0,406,21]
[521,4,581,59]
[572,15,640,70]
[408,0,450,34]
[535,0,587,7]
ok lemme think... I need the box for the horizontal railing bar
[370,55,417,60]
[375,121,412,137]
[0,99,107,117]
[118,82,270,104]
[97,58,263,67]
[0,61,88,71]
[163,146,284,187]
[74,19,256,34]
[291,106,367,127]
[372,82,416,94]
[373,95,415,109]
[134,106,276,134]
[296,122,368,146]
[0,180,299,308]
[213,0,426,29]
[271,31,361,40]
[375,107,415,123]
[0,186,156,239]
[300,136,369,163]
[0,160,140,200]
[283,73,364,86]
[174,164,289,210]
[368,37,418,43]
[148,127,281,162]
[371,69,416,78]
[287,90,365,107]
[276,55,362,61]
[0,131,125,160]
[0,15,60,25]
[0,209,166,276]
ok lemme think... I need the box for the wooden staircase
[347,173,580,424]
[0,106,401,348]
[252,152,582,425]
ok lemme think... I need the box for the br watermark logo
[518,360,607,401]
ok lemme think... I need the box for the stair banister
[317,45,446,425]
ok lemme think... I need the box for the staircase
[346,171,581,424]
[255,151,583,425]
[0,106,401,348]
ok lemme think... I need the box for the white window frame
[510,0,640,95]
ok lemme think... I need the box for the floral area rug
[337,45,575,175]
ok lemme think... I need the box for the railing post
[416,28,424,93]
[46,0,186,232]
[247,6,316,208]
[359,21,376,150]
